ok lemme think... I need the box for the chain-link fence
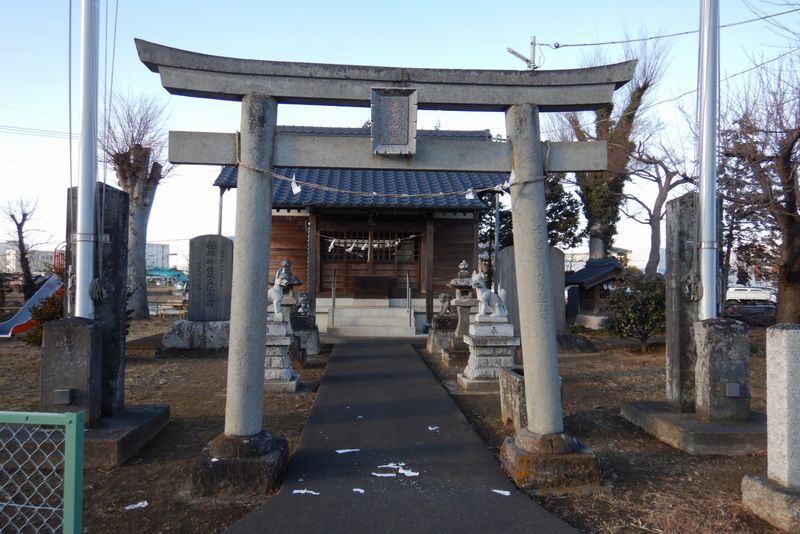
[0,411,83,534]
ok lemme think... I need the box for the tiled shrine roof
[564,258,624,289]
[215,166,507,209]
[213,128,506,209]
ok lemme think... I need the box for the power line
[0,124,78,139]
[541,7,800,49]
[541,45,800,136]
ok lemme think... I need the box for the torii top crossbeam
[136,39,634,111]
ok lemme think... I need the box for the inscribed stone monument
[189,235,233,322]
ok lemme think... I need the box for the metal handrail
[330,270,336,327]
[406,271,412,327]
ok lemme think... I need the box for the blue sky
[1,1,795,267]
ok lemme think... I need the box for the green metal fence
[0,411,84,533]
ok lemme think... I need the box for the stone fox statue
[471,271,508,318]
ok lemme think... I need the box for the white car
[725,286,777,303]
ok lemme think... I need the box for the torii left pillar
[191,95,288,496]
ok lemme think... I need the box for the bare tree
[720,60,800,323]
[625,140,695,274]
[102,93,171,319]
[3,199,38,299]
[562,41,667,258]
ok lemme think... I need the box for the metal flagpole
[74,0,100,319]
[698,0,719,319]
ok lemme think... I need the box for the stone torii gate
[136,39,634,493]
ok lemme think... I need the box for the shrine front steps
[318,301,419,337]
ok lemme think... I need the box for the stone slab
[500,436,600,495]
[473,315,511,324]
[499,367,527,430]
[427,328,454,354]
[84,405,170,468]
[162,320,230,350]
[766,324,800,488]
[40,318,102,427]
[556,334,598,353]
[694,318,750,421]
[468,323,515,337]
[67,184,129,418]
[295,327,320,355]
[441,347,468,366]
[666,193,700,413]
[620,401,766,455]
[266,336,291,347]
[267,321,289,337]
[457,373,500,393]
[264,377,299,393]
[191,437,288,497]
[742,475,800,533]
[188,235,233,322]
[465,335,521,347]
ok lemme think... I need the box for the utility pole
[698,0,720,319]
[74,0,99,319]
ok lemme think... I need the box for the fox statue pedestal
[457,271,519,392]
[457,316,520,392]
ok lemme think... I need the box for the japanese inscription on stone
[371,88,417,155]
[189,234,233,322]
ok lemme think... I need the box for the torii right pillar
[500,104,600,493]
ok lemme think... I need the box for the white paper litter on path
[371,472,397,478]
[377,462,405,469]
[427,426,439,431]
[210,458,219,463]
[352,488,365,494]
[293,489,321,495]
[398,468,419,477]
[336,449,360,454]
[492,489,511,496]
[124,500,149,511]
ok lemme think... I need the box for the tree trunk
[644,218,661,275]
[644,191,669,275]
[123,146,159,320]
[13,219,35,300]
[588,234,605,259]
[776,217,800,324]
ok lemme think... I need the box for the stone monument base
[191,431,288,497]
[162,320,229,350]
[573,313,605,330]
[264,376,299,393]
[456,373,500,393]
[500,430,600,495]
[621,401,766,455]
[441,346,468,366]
[295,327,320,356]
[742,475,800,533]
[428,327,455,354]
[84,405,170,468]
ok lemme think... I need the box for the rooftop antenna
[506,35,538,69]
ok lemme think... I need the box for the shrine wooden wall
[269,216,309,287]
[431,217,477,295]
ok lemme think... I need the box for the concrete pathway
[227,340,575,533]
